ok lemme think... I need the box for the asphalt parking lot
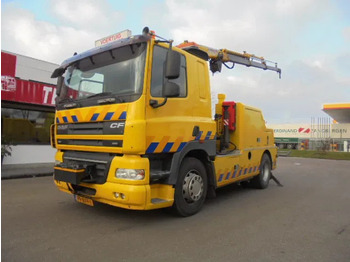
[2,157,350,262]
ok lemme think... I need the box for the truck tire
[251,154,271,189]
[172,157,208,217]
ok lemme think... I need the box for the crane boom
[177,41,281,78]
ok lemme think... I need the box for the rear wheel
[251,154,271,189]
[172,157,208,217]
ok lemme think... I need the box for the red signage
[1,78,56,106]
[298,127,311,134]
[1,51,56,107]
[1,52,16,77]
[95,30,131,47]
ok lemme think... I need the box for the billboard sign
[268,124,350,139]
[1,51,56,107]
[1,78,56,106]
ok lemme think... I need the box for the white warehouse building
[268,104,350,152]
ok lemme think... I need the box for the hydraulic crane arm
[177,41,281,78]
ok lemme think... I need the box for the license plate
[74,195,94,207]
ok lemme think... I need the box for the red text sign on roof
[95,30,132,47]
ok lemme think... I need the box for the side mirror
[165,50,181,79]
[56,76,64,96]
[51,67,65,78]
[164,81,180,97]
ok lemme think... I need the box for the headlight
[116,169,145,180]
[55,160,62,165]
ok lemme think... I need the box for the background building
[1,50,58,165]
[323,103,350,123]
[268,103,350,152]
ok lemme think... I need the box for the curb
[1,173,53,180]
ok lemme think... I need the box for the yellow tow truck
[51,28,281,216]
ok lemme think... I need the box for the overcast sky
[1,0,349,124]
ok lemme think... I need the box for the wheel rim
[262,163,270,182]
[182,170,204,203]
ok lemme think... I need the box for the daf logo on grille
[57,125,68,130]
[110,122,125,128]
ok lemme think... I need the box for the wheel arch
[165,140,216,187]
[185,150,216,189]
[262,149,272,164]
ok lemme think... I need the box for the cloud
[49,0,123,33]
[1,1,123,64]
[165,0,332,60]
[208,55,349,123]
[161,0,349,123]
[2,5,92,63]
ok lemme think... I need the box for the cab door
[145,45,193,154]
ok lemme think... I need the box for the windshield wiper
[84,92,125,104]
[57,97,80,109]
[86,92,113,99]
[97,97,124,104]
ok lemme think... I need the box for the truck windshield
[58,42,147,105]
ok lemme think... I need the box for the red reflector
[222,101,236,131]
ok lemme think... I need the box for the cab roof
[51,34,149,78]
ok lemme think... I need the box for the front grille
[57,139,123,147]
[57,121,125,135]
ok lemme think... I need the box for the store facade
[1,51,58,165]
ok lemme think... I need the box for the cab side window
[151,46,187,97]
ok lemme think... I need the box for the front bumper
[54,179,174,210]
[54,153,174,210]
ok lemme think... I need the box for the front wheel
[172,157,208,217]
[251,154,272,189]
